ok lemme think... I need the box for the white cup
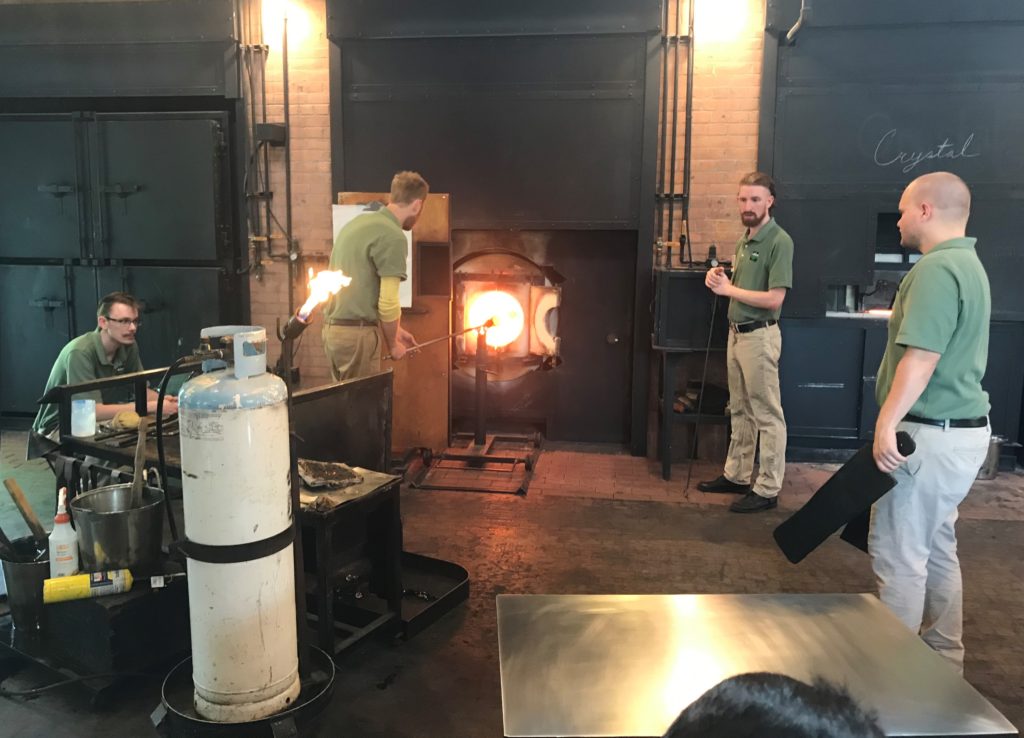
[71,398,97,437]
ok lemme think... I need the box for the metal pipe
[656,0,670,243]
[282,15,295,314]
[666,0,682,246]
[786,0,811,45]
[474,330,488,446]
[383,319,494,361]
[681,0,696,262]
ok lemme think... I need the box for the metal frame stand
[413,332,542,496]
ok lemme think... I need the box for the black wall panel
[762,2,1024,320]
[337,35,647,230]
[328,0,661,39]
[0,0,239,98]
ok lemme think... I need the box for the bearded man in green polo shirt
[30,291,176,447]
[870,171,991,672]
[322,171,424,381]
[698,172,794,514]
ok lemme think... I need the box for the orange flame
[467,290,525,348]
[298,267,351,320]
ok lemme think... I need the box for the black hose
[155,356,200,542]
[685,294,720,492]
[0,672,154,697]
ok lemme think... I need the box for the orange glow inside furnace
[467,290,525,348]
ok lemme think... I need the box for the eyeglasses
[105,317,143,327]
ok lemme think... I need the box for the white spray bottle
[49,487,80,578]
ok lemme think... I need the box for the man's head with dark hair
[737,171,777,229]
[664,673,884,738]
[96,291,139,319]
[739,171,776,198]
[96,292,142,349]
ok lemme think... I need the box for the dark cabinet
[95,116,224,261]
[0,113,226,262]
[0,117,83,259]
[781,317,1024,454]
[0,112,233,419]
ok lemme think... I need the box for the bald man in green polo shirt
[699,172,794,513]
[869,172,991,672]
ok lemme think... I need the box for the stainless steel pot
[70,483,164,575]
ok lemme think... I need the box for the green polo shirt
[324,209,408,323]
[728,217,794,323]
[875,237,990,419]
[32,330,144,435]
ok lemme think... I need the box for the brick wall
[663,0,766,262]
[248,0,766,385]
[252,0,334,386]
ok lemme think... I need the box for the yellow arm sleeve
[377,276,402,322]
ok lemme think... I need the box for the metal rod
[656,0,670,242]
[666,0,682,244]
[475,331,487,446]
[682,0,696,263]
[384,320,494,360]
[283,14,295,315]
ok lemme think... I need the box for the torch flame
[298,267,351,321]
[467,290,525,348]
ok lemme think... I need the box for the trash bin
[0,537,49,631]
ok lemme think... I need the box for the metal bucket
[0,537,49,631]
[70,484,165,575]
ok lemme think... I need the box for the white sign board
[331,204,414,308]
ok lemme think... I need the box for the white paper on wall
[331,204,413,308]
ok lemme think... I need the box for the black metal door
[548,234,635,442]
[93,115,223,261]
[98,265,223,369]
[0,265,75,415]
[0,117,84,259]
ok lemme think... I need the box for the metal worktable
[497,593,1017,738]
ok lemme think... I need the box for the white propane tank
[178,326,300,722]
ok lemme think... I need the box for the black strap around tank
[173,524,295,564]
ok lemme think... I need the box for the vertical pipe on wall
[666,0,681,248]
[681,0,695,263]
[282,15,296,316]
[656,0,670,244]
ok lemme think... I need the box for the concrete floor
[1,431,1021,737]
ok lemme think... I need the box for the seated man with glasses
[30,291,177,448]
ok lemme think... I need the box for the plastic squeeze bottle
[48,487,80,578]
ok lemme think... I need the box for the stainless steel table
[496,593,1017,737]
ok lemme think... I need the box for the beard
[740,211,764,228]
[401,214,419,230]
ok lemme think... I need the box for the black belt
[904,413,988,429]
[731,320,777,334]
[327,318,377,327]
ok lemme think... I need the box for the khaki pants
[869,420,990,673]
[723,323,786,498]
[322,324,381,382]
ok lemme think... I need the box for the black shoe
[697,475,750,494]
[729,491,778,513]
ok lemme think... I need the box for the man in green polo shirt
[30,291,176,445]
[322,171,425,381]
[698,171,794,513]
[870,171,991,672]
